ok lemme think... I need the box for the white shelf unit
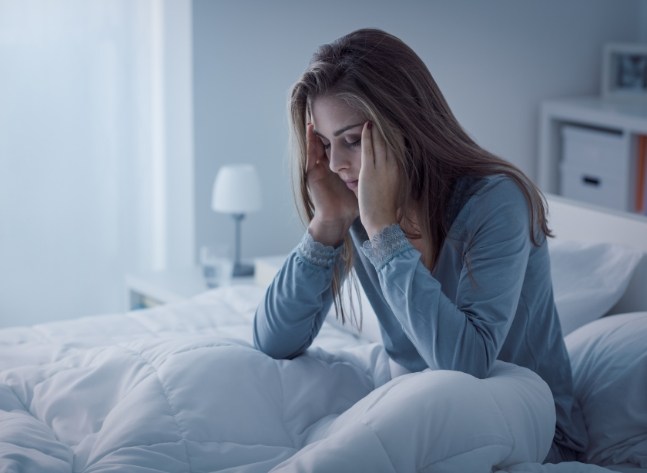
[538,96,647,214]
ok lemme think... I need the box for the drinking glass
[200,244,233,288]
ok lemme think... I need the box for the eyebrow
[314,122,364,139]
[334,122,363,136]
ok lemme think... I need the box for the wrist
[363,214,399,240]
[308,216,353,247]
[361,224,411,270]
[298,231,344,268]
[365,222,395,240]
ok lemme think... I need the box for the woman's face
[311,95,366,193]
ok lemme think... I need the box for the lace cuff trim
[297,231,343,268]
[361,224,411,269]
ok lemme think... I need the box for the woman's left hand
[358,122,400,239]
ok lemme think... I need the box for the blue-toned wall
[192,0,641,260]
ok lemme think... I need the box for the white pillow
[565,312,647,468]
[549,240,643,335]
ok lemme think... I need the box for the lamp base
[233,261,255,277]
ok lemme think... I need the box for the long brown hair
[289,28,551,322]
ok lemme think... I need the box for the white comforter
[0,285,615,472]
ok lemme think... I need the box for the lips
[344,179,358,190]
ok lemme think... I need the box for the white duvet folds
[0,286,613,473]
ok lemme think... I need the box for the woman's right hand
[305,123,359,246]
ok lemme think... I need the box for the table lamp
[211,164,261,276]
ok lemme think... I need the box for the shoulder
[465,174,527,215]
[472,174,525,204]
[451,174,530,239]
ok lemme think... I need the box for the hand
[305,123,359,246]
[358,122,400,239]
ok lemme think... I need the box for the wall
[642,1,647,42]
[192,0,641,260]
[0,0,194,327]
[160,0,195,271]
[0,0,639,327]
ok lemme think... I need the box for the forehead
[310,95,364,133]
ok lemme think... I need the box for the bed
[0,194,645,473]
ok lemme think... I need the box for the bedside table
[125,266,256,310]
[124,256,287,310]
[125,266,207,310]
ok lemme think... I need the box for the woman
[253,28,587,464]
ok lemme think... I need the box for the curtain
[0,0,193,326]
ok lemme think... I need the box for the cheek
[351,148,362,169]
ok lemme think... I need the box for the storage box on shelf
[538,96,647,215]
[559,125,631,212]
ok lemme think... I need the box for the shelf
[541,96,647,131]
[538,96,647,215]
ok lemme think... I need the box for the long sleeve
[253,231,343,359]
[361,178,532,379]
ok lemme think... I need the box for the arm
[254,119,358,358]
[253,231,343,359]
[363,179,532,378]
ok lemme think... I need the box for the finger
[361,121,375,169]
[306,123,322,173]
[371,123,388,168]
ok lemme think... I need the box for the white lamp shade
[211,164,262,214]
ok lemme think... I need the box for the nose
[328,145,350,174]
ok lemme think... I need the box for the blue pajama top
[253,174,588,456]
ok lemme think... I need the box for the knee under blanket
[0,332,555,472]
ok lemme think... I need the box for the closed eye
[344,136,362,148]
[345,138,361,148]
[317,136,331,151]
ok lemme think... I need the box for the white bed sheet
[0,285,623,473]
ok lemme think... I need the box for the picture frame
[601,43,647,101]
